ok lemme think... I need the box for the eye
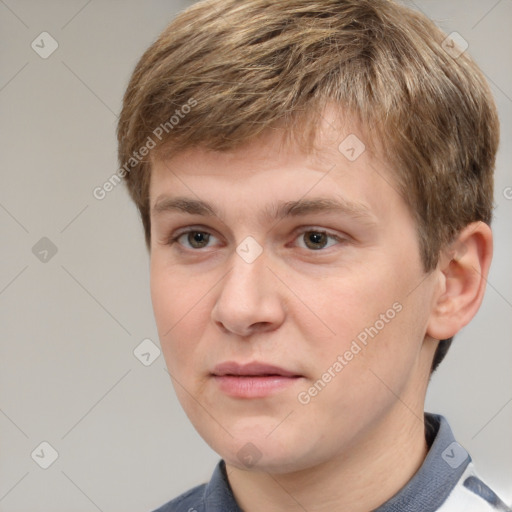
[294,229,344,251]
[169,229,219,249]
[167,227,345,252]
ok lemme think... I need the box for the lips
[211,361,303,398]
[212,361,301,378]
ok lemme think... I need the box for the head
[117,0,498,472]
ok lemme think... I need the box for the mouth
[212,361,302,378]
[211,361,303,398]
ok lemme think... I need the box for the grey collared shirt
[152,413,511,512]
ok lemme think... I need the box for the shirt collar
[201,413,470,512]
[374,413,471,511]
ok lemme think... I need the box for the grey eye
[185,231,211,248]
[303,231,329,250]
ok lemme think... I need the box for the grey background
[0,1,510,511]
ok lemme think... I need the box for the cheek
[302,259,423,371]
[150,260,202,369]
[299,271,393,344]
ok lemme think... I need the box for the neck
[226,401,429,512]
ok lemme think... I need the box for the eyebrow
[152,195,376,225]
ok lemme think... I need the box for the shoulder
[151,483,207,512]
[150,459,240,512]
[438,463,512,512]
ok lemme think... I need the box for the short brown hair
[117,0,499,370]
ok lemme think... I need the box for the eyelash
[166,227,346,252]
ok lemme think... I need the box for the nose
[211,246,286,337]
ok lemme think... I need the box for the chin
[199,421,318,474]
[222,445,321,475]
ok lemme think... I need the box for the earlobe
[426,222,493,341]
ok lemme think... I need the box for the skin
[148,108,492,512]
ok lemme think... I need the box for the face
[149,109,439,474]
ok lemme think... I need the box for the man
[116,0,509,510]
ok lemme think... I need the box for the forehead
[148,106,404,226]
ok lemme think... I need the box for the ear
[427,221,493,340]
